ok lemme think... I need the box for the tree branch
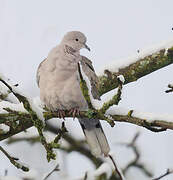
[99,76,123,115]
[152,169,173,180]
[42,163,59,180]
[1,109,173,142]
[0,146,29,172]
[98,47,173,95]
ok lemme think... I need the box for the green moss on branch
[98,47,173,95]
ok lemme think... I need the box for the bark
[98,47,173,95]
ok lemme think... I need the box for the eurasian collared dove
[37,31,110,157]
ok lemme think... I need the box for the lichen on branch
[98,47,173,95]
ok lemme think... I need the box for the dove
[37,31,110,157]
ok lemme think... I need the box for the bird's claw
[68,108,80,120]
[56,109,66,120]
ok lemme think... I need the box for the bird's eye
[75,38,79,41]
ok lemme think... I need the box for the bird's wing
[80,56,100,100]
[36,58,47,87]
[79,56,110,157]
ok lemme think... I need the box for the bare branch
[152,169,173,180]
[109,154,124,180]
[42,164,59,180]
[0,146,29,172]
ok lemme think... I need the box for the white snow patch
[0,75,45,123]
[0,124,9,133]
[94,163,113,178]
[43,131,56,143]
[21,169,39,179]
[71,162,119,180]
[0,72,9,81]
[33,96,44,109]
[107,106,129,116]
[0,81,9,95]
[5,93,19,103]
[0,76,20,103]
[0,101,28,114]
[15,160,29,171]
[28,97,45,123]
[107,106,173,123]
[100,88,118,103]
[11,127,37,140]
[132,110,173,123]
[98,38,173,75]
[117,75,125,83]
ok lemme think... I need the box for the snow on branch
[97,40,173,95]
[1,39,173,142]
[0,75,62,162]
[1,38,173,178]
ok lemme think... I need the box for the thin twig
[109,154,124,180]
[53,121,68,144]
[152,169,173,180]
[43,164,59,180]
[0,146,29,172]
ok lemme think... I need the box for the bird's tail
[78,118,110,157]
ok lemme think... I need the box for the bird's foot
[68,107,80,120]
[56,109,66,120]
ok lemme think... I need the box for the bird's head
[61,31,90,52]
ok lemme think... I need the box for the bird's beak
[84,44,91,51]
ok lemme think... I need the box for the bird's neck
[62,44,79,57]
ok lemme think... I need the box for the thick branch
[112,114,171,131]
[1,110,172,142]
[98,47,173,95]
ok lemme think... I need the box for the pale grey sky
[0,0,173,179]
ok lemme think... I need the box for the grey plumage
[37,31,110,157]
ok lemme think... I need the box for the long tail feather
[79,118,110,157]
